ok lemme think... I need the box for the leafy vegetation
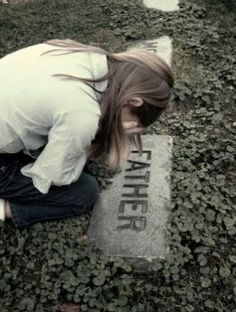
[0,0,235,311]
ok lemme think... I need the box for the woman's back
[0,43,108,153]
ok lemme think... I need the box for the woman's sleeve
[20,111,100,194]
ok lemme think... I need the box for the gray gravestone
[87,135,173,269]
[130,36,173,66]
[143,0,179,12]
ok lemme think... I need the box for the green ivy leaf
[233,287,236,296]
[227,146,234,152]
[202,237,216,247]
[200,277,211,288]
[92,274,106,286]
[19,298,35,311]
[205,209,216,222]
[229,255,236,264]
[205,299,215,309]
[223,217,235,229]
[198,254,207,266]
[219,265,231,278]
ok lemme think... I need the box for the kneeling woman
[0,39,174,229]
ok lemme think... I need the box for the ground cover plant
[0,0,235,311]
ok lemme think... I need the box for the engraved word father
[117,150,152,232]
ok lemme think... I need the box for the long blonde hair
[42,39,174,167]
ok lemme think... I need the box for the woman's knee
[72,173,99,213]
[82,173,99,200]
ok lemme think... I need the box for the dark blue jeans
[0,151,99,229]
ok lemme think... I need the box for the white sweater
[0,43,108,194]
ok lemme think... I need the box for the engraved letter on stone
[119,200,148,214]
[117,216,147,231]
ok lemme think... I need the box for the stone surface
[130,36,173,67]
[143,0,179,12]
[0,0,33,3]
[87,135,173,269]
